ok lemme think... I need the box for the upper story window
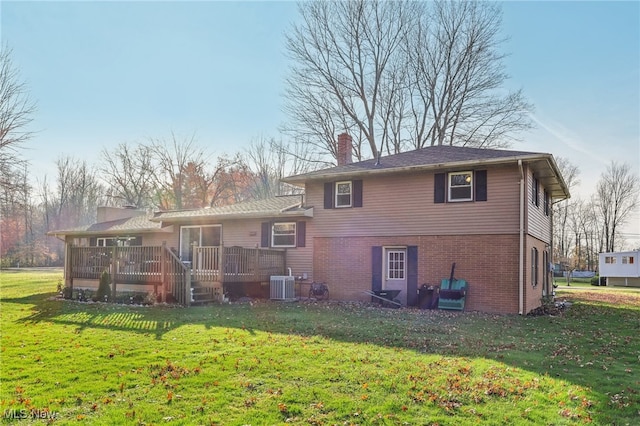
[434,170,486,203]
[272,222,296,248]
[335,181,352,208]
[622,256,635,264]
[605,256,616,264]
[532,177,540,207]
[448,171,473,202]
[324,180,363,209]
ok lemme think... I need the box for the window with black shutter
[435,170,487,203]
[324,180,363,209]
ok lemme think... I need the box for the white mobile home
[598,250,640,287]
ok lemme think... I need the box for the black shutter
[371,246,383,299]
[353,180,363,207]
[475,170,487,201]
[434,173,446,203]
[260,222,270,248]
[324,182,334,209]
[407,246,418,307]
[90,237,97,247]
[296,221,306,248]
[544,190,550,216]
[132,236,142,246]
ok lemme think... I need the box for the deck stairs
[190,280,220,305]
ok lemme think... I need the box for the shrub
[591,276,605,286]
[96,270,112,302]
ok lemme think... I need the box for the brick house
[280,134,570,314]
[50,134,569,314]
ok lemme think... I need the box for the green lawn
[1,269,639,425]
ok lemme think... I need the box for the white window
[448,172,473,202]
[335,181,352,207]
[386,250,406,280]
[272,223,296,247]
[605,256,616,264]
[622,256,635,264]
[96,237,139,247]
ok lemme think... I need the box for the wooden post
[185,268,191,307]
[255,248,260,282]
[111,246,117,301]
[161,241,167,302]
[65,240,73,292]
[219,245,224,284]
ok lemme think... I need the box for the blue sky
[2,1,639,247]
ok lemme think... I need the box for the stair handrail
[164,246,191,306]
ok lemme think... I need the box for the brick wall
[313,234,538,314]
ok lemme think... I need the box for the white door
[384,248,407,306]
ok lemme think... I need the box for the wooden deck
[67,245,286,305]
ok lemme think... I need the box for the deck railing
[69,244,191,305]
[192,246,221,282]
[192,246,285,283]
[164,247,191,306]
[68,244,286,305]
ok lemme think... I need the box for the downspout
[518,160,525,315]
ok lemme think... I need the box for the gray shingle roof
[48,213,169,237]
[283,145,547,182]
[152,195,309,223]
[282,145,570,200]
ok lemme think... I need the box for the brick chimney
[337,133,352,166]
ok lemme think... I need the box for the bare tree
[552,157,580,262]
[148,133,211,210]
[243,136,320,199]
[284,0,416,161]
[100,142,156,208]
[0,45,36,192]
[596,162,639,252]
[148,133,251,209]
[283,0,532,163]
[408,1,532,148]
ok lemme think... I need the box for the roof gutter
[518,159,525,315]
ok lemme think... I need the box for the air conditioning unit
[270,275,296,300]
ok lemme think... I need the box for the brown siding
[313,234,528,314]
[526,167,552,243]
[306,166,521,238]
[162,219,313,284]
[141,227,176,248]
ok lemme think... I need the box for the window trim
[605,256,616,264]
[622,256,635,265]
[385,248,406,281]
[271,222,297,248]
[335,181,353,208]
[447,171,473,202]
